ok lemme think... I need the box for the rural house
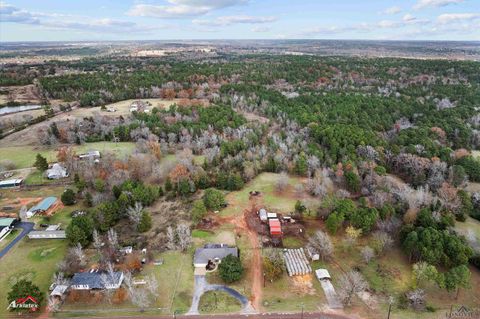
[46,163,68,179]
[193,244,238,269]
[70,270,124,290]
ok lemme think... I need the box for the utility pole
[301,303,304,319]
[387,296,394,319]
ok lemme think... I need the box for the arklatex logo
[7,296,39,311]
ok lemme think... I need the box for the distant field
[0,141,135,169]
[96,98,181,116]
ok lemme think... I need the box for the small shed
[267,212,277,219]
[258,209,268,221]
[0,179,23,189]
[50,285,69,299]
[269,218,282,236]
[315,269,331,280]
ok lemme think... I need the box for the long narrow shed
[269,218,282,236]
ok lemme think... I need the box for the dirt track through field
[216,197,263,311]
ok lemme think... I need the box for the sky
[0,0,479,42]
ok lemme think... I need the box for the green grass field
[0,238,68,317]
[220,173,320,217]
[199,291,242,314]
[0,142,135,169]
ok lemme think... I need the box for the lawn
[0,238,68,317]
[199,291,242,314]
[0,142,135,169]
[142,251,195,314]
[220,172,320,217]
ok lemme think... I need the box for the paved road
[16,313,354,319]
[0,221,34,259]
[187,275,255,316]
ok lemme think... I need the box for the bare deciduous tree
[146,274,159,301]
[93,229,103,251]
[276,172,289,192]
[127,202,144,227]
[372,231,394,255]
[308,230,333,261]
[107,228,118,250]
[361,246,375,263]
[337,271,368,306]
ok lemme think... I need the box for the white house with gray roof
[193,244,238,268]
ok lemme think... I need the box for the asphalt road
[29,313,354,319]
[0,221,34,259]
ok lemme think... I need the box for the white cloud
[413,0,464,10]
[437,12,480,24]
[0,2,155,34]
[193,15,276,26]
[377,20,403,28]
[128,0,248,19]
[382,6,402,15]
[251,26,270,32]
[402,13,430,24]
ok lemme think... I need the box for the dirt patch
[0,197,42,215]
[213,231,236,246]
[289,274,316,295]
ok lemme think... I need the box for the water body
[0,105,42,115]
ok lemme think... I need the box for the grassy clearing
[0,142,135,169]
[0,238,68,317]
[199,291,242,314]
[221,173,319,217]
[143,251,194,314]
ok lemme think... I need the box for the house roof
[47,163,67,178]
[0,218,16,227]
[71,271,123,289]
[269,219,281,234]
[50,285,68,297]
[315,269,331,280]
[28,230,66,238]
[30,197,57,212]
[0,179,23,187]
[194,244,238,265]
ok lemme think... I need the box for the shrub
[219,254,243,283]
[203,188,226,211]
[61,189,76,205]
[137,211,152,232]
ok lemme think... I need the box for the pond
[0,105,42,115]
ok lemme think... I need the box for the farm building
[269,218,282,236]
[26,197,57,218]
[193,244,238,269]
[46,163,68,179]
[70,270,124,290]
[78,150,101,160]
[0,178,23,189]
[283,248,312,276]
[28,230,66,239]
[0,217,16,230]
